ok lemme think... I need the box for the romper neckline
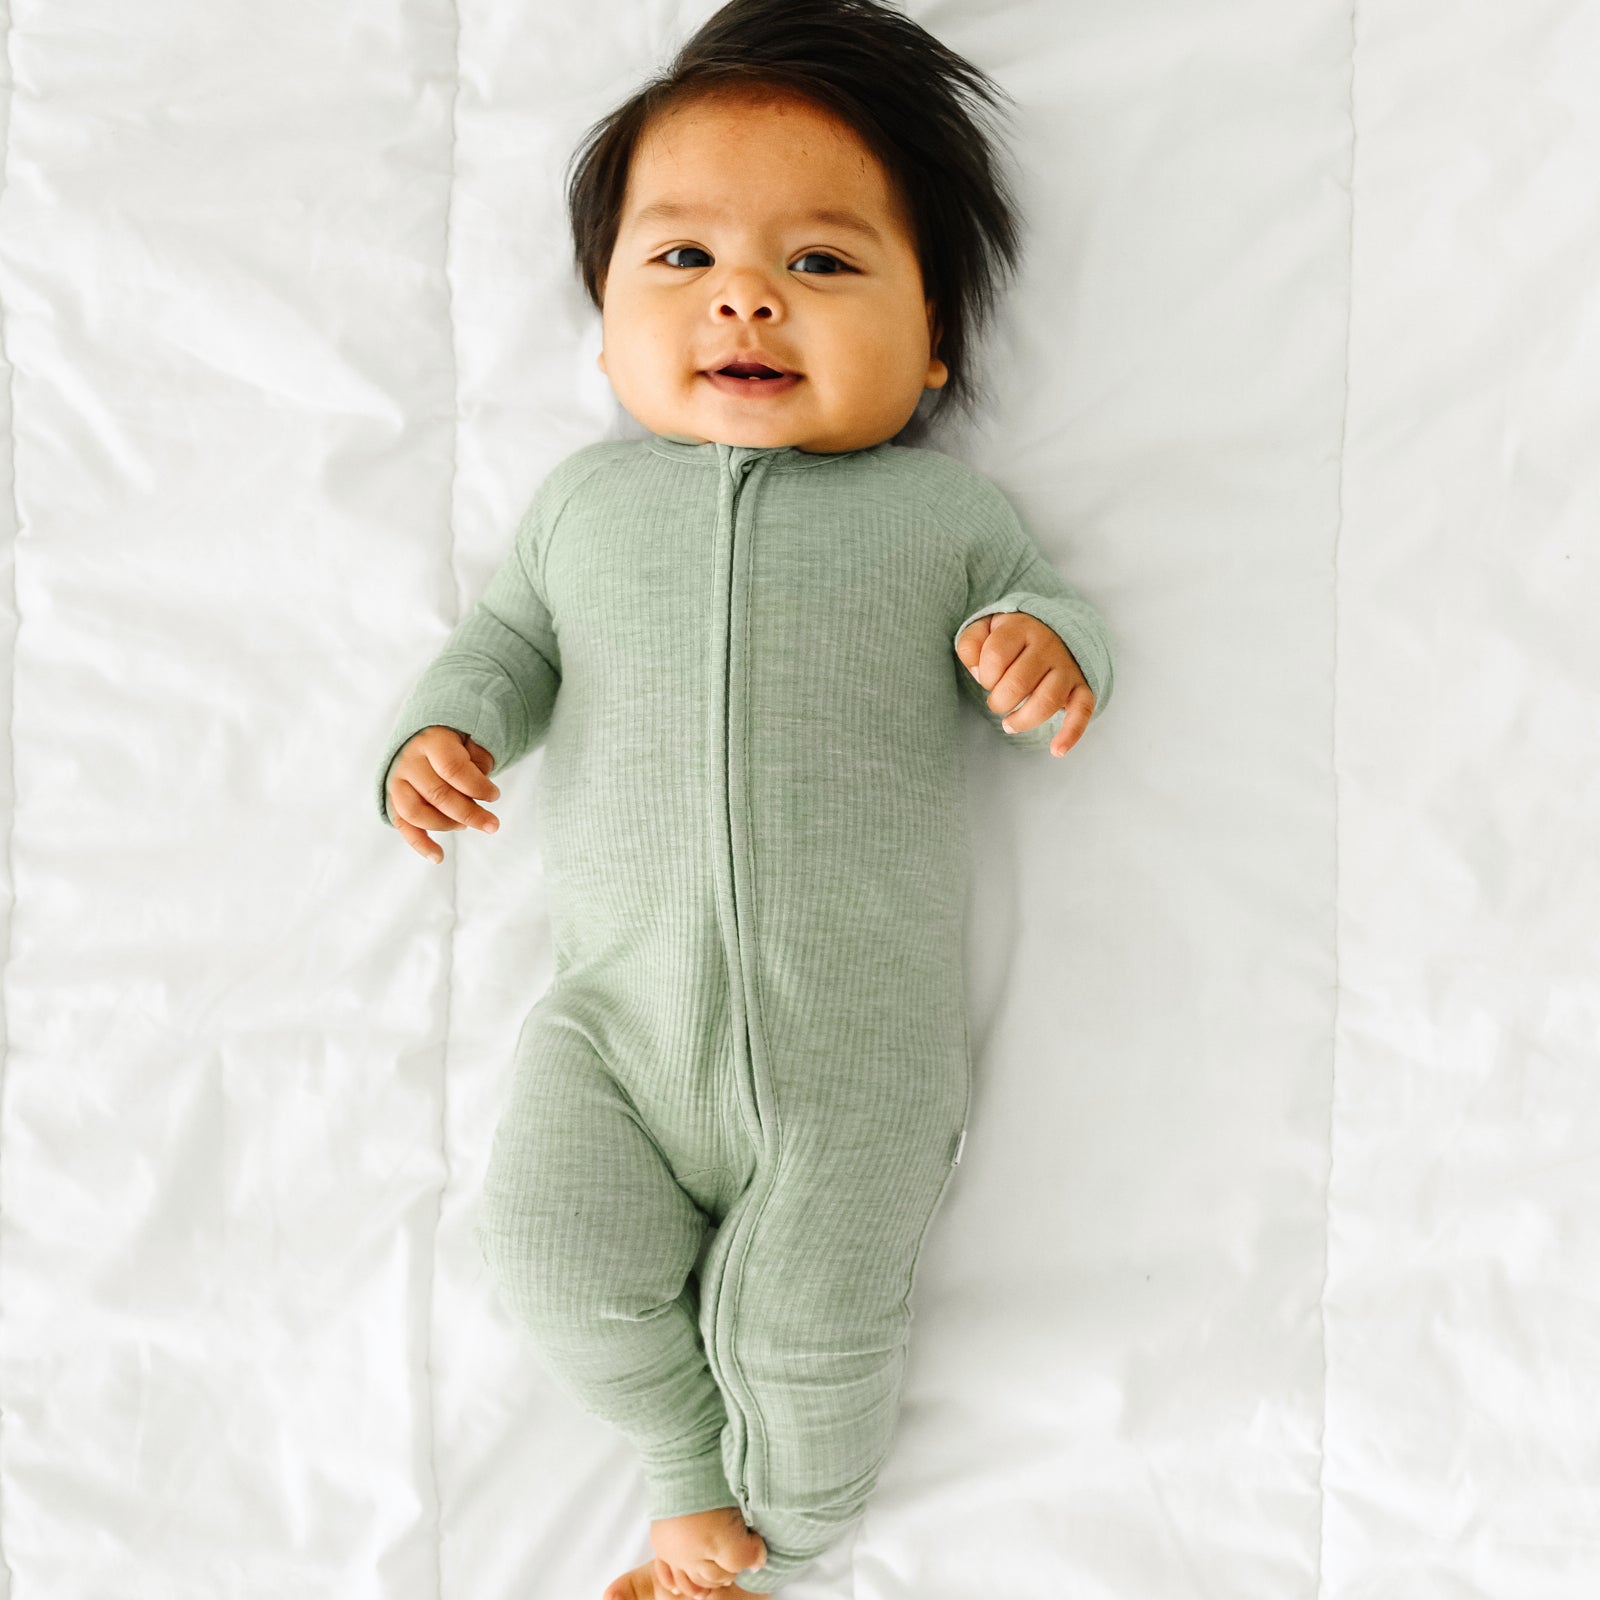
[646,434,884,473]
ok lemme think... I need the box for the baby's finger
[999,664,1071,733]
[656,1560,708,1599]
[954,616,992,671]
[418,753,500,835]
[462,735,498,778]
[987,670,1044,729]
[388,776,491,863]
[389,779,479,864]
[392,813,445,865]
[685,1557,738,1586]
[390,776,470,835]
[973,628,1032,701]
[1049,683,1095,757]
[433,742,501,808]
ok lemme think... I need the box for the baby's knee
[474,1183,695,1337]
[474,1201,562,1331]
[473,1174,600,1331]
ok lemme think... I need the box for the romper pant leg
[698,1109,965,1592]
[475,1005,739,1521]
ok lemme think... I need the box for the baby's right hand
[386,726,501,864]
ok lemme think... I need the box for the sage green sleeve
[374,486,563,827]
[949,471,1116,750]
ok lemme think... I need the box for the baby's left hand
[956,612,1096,758]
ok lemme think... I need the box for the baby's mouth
[702,363,804,396]
[714,363,794,380]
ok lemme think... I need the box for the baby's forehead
[621,192,891,247]
[623,91,913,228]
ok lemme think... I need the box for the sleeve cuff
[954,597,1113,725]
[374,684,516,827]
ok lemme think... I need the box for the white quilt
[1,2,1595,1596]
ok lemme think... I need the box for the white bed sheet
[0,1,1595,1596]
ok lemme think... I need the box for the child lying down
[375,1,1115,1594]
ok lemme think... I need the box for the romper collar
[646,433,883,473]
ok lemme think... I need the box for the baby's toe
[657,1558,718,1600]
[603,1560,655,1600]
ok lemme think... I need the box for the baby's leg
[475,1007,736,1520]
[698,1108,964,1592]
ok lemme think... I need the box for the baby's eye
[660,245,713,269]
[790,251,851,275]
[655,246,854,275]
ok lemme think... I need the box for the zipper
[715,442,766,1515]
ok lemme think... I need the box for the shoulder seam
[906,448,995,567]
[525,442,636,601]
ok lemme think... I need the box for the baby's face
[596,88,947,453]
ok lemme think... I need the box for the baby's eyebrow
[628,200,883,246]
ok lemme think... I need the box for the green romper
[373,433,1115,1591]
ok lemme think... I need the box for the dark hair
[564,0,1026,437]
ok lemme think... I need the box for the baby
[374,1,1115,1595]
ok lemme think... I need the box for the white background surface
[0,1,1595,1596]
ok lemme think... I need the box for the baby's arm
[374,487,562,828]
[949,471,1116,750]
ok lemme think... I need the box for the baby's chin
[639,386,890,453]
[675,410,814,449]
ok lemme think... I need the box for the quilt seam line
[1316,5,1360,1599]
[0,3,18,1589]
[428,4,466,1599]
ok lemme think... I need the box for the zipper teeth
[721,450,757,1510]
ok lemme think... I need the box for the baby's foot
[602,1559,674,1600]
[630,1505,766,1600]
[601,1557,770,1600]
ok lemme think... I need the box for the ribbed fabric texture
[372,434,1116,1589]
